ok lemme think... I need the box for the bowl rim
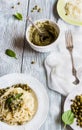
[26,19,60,49]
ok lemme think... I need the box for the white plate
[0,73,49,130]
[64,86,82,130]
[57,0,82,26]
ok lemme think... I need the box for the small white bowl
[26,19,60,52]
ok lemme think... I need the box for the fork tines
[65,30,73,49]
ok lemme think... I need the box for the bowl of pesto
[26,19,60,52]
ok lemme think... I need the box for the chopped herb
[5,93,23,111]
[6,97,13,104]
[17,2,20,5]
[11,6,14,9]
[5,93,23,106]
[15,93,23,99]
[5,49,17,59]
[13,13,23,20]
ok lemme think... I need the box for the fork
[65,30,80,85]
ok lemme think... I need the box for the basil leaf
[5,49,17,59]
[62,110,74,126]
[13,13,23,20]
[6,93,23,104]
[6,97,13,104]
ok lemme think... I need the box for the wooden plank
[0,1,29,129]
[22,0,61,130]
[0,0,28,76]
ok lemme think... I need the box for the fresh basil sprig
[62,110,74,128]
[5,49,17,59]
[6,93,23,106]
[13,13,23,20]
[15,93,23,99]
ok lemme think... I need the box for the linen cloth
[45,19,82,96]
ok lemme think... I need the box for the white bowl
[0,73,49,130]
[26,19,60,52]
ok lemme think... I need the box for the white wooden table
[0,0,72,130]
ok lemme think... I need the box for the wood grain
[0,0,72,130]
[0,0,28,75]
[22,0,61,130]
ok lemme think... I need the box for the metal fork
[65,30,80,85]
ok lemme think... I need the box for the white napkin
[44,19,82,96]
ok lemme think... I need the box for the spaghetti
[0,84,38,125]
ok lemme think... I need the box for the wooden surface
[0,0,71,130]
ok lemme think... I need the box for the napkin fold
[44,19,82,96]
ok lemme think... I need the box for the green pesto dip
[29,21,58,46]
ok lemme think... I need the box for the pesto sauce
[29,21,58,46]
